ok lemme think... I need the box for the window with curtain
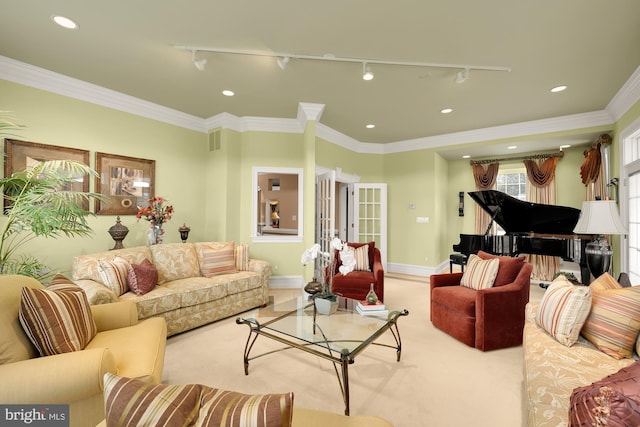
[497,168,527,201]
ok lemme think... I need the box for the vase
[366,283,378,304]
[315,297,338,315]
[148,225,165,245]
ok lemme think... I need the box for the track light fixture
[362,63,374,81]
[176,46,512,78]
[455,68,469,84]
[276,56,290,70]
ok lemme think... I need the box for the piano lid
[468,190,581,235]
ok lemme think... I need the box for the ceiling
[1,1,640,159]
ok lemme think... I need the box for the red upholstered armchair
[330,242,384,303]
[429,251,532,351]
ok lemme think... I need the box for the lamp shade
[573,200,627,235]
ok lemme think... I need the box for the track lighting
[175,46,512,76]
[276,56,290,70]
[455,68,469,84]
[192,51,207,71]
[362,63,374,81]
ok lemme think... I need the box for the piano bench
[449,253,468,273]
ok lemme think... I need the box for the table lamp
[572,200,627,279]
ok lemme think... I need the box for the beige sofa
[0,274,167,427]
[523,302,635,426]
[71,242,271,336]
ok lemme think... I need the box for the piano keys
[452,190,593,284]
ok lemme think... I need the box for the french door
[354,183,387,270]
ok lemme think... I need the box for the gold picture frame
[95,152,155,215]
[4,139,90,211]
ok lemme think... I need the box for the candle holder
[179,223,191,243]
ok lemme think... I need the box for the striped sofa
[71,242,271,336]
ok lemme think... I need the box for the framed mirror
[252,167,303,242]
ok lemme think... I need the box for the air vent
[209,130,221,151]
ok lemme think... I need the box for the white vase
[315,298,338,315]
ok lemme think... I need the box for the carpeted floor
[163,274,546,427]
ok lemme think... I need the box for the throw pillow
[98,256,130,296]
[103,372,202,427]
[103,372,295,427]
[353,244,370,271]
[581,272,640,359]
[19,274,97,356]
[126,258,158,296]
[536,276,592,347]
[198,388,294,427]
[235,243,250,271]
[460,254,499,290]
[196,242,237,277]
[569,361,640,426]
[477,251,526,287]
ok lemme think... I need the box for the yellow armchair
[0,274,167,427]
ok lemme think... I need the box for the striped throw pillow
[582,273,640,359]
[98,256,130,296]
[103,372,294,427]
[460,254,499,290]
[536,276,592,347]
[235,243,250,271]
[19,274,97,356]
[196,242,237,277]
[353,244,370,271]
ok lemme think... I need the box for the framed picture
[95,152,155,215]
[4,139,90,210]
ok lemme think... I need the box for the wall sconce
[459,192,465,216]
[179,223,191,243]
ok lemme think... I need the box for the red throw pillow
[569,361,640,426]
[477,251,525,287]
[127,259,158,296]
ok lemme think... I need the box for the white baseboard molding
[269,275,304,289]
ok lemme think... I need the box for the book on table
[356,300,385,311]
[355,305,389,316]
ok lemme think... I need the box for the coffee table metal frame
[236,296,409,415]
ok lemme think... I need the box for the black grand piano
[453,190,593,284]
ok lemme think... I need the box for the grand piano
[453,190,593,284]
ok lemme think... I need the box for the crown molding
[0,55,206,132]
[2,55,637,154]
[381,110,614,154]
[606,65,640,122]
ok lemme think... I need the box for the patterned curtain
[472,163,499,234]
[581,135,611,201]
[524,158,559,281]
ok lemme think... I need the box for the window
[497,168,526,200]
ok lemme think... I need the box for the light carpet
[163,274,546,427]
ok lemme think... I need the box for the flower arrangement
[301,237,355,300]
[136,196,174,226]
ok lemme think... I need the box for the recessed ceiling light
[507,145,517,150]
[51,15,79,29]
[366,124,375,129]
[441,108,453,114]
[222,90,234,97]
[550,85,567,93]
[462,155,471,159]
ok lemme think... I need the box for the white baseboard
[269,275,304,289]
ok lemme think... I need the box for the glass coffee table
[236,295,409,415]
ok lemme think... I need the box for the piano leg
[579,263,591,286]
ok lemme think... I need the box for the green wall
[2,77,639,280]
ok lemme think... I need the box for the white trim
[607,65,640,122]
[387,262,433,277]
[2,55,639,153]
[269,276,304,289]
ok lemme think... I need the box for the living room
[2,2,640,426]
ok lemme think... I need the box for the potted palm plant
[0,112,103,280]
